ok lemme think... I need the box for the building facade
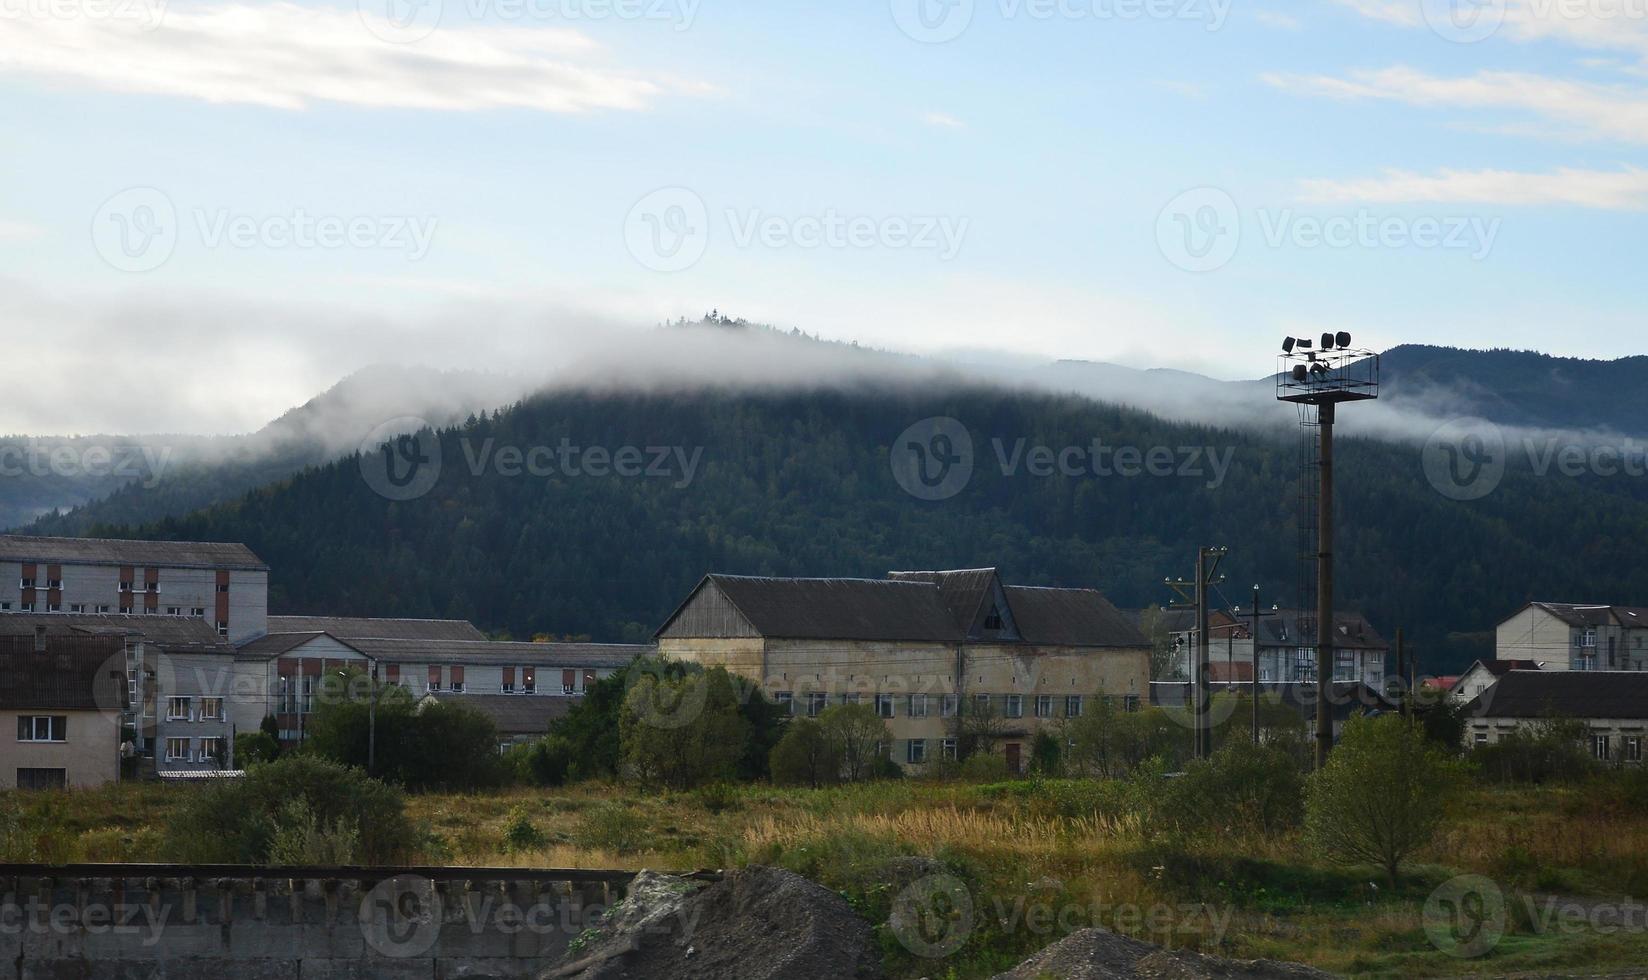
[1496,602,1648,672]
[0,630,125,789]
[656,568,1150,773]
[0,535,269,644]
[1463,669,1648,764]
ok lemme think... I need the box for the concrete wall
[1497,606,1580,669]
[0,709,120,789]
[1467,716,1648,764]
[0,873,619,979]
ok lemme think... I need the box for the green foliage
[620,665,748,790]
[235,730,281,766]
[549,666,633,781]
[1065,703,1189,777]
[959,752,1008,782]
[769,717,841,788]
[1029,731,1062,776]
[259,714,281,741]
[301,676,505,791]
[1305,714,1464,885]
[1472,717,1596,784]
[503,805,548,852]
[818,704,891,782]
[266,798,361,864]
[523,734,575,787]
[1159,739,1306,838]
[164,755,413,865]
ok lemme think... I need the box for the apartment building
[655,568,1150,773]
[0,630,125,789]
[0,535,268,643]
[1496,602,1648,672]
[1164,609,1388,688]
[233,617,647,744]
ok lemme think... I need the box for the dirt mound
[545,866,884,980]
[991,927,1333,980]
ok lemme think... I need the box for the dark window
[984,607,1003,630]
[16,768,66,790]
[17,716,67,742]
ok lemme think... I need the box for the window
[1580,629,1599,648]
[199,698,223,721]
[1004,694,1023,719]
[216,583,230,593]
[300,676,314,713]
[198,737,225,764]
[119,582,133,593]
[15,768,65,791]
[1573,653,1598,671]
[46,578,61,589]
[165,737,191,762]
[973,693,993,715]
[907,693,928,718]
[45,603,61,613]
[523,669,536,694]
[983,606,1004,630]
[1065,695,1084,718]
[1626,736,1643,763]
[839,692,861,706]
[1034,695,1052,718]
[69,603,85,613]
[18,602,33,612]
[96,604,111,613]
[167,697,191,721]
[906,739,927,764]
[775,691,794,714]
[0,602,9,611]
[940,694,958,718]
[1593,734,1612,761]
[806,692,828,717]
[1473,732,1489,747]
[165,606,182,616]
[875,693,895,719]
[191,607,206,617]
[941,738,958,760]
[17,716,67,742]
[1123,695,1141,713]
[19,577,34,589]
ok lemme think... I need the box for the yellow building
[0,629,125,789]
[656,568,1149,773]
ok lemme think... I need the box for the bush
[621,666,748,790]
[1160,739,1305,837]
[519,735,574,787]
[769,717,841,788]
[302,679,508,791]
[1472,718,1595,784]
[1305,714,1464,885]
[960,753,1008,782]
[266,798,360,864]
[164,755,414,865]
[235,731,280,766]
[503,805,548,852]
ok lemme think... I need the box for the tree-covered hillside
[71,384,1648,675]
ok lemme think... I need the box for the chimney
[33,625,47,653]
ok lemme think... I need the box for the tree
[620,666,747,790]
[957,698,1010,760]
[236,730,280,766]
[302,670,505,791]
[819,704,890,782]
[1137,604,1184,681]
[1305,713,1464,886]
[768,717,840,788]
[1029,731,1062,775]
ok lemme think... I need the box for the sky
[2,0,1646,435]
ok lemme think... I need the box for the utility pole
[1315,401,1335,770]
[1251,584,1261,745]
[368,657,378,775]
[1167,546,1227,760]
[1395,627,1407,723]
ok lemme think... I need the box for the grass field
[5,777,1648,978]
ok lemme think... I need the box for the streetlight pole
[367,657,378,775]
[1251,584,1261,745]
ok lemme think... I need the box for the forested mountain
[1378,345,1648,436]
[73,382,1648,675]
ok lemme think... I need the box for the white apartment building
[1496,602,1648,672]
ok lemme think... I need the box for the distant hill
[79,381,1648,675]
[1376,345,1648,435]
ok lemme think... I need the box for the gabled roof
[1528,602,1620,628]
[346,637,648,667]
[676,575,964,643]
[266,616,486,641]
[0,534,266,571]
[1253,610,1386,651]
[1002,586,1147,648]
[1476,658,1542,677]
[424,692,578,736]
[236,631,340,657]
[1466,669,1648,720]
[0,613,232,653]
[888,568,999,633]
[0,633,126,711]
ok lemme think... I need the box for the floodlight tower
[1276,333,1379,770]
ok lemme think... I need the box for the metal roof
[888,568,998,633]
[0,633,126,711]
[1465,670,1648,720]
[332,637,648,667]
[424,692,578,736]
[0,535,266,570]
[698,575,965,642]
[0,612,233,653]
[266,616,486,641]
[1001,585,1148,648]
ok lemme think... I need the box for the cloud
[1298,165,1648,209]
[0,2,709,113]
[0,220,44,241]
[1264,66,1648,144]
[1255,10,1302,30]
[1333,0,1648,63]
[923,111,965,128]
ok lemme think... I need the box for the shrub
[267,798,360,864]
[503,805,548,852]
[524,735,575,787]
[1472,718,1595,784]
[1305,714,1464,885]
[1160,739,1305,837]
[959,753,1007,782]
[818,704,891,783]
[235,731,280,766]
[621,666,748,790]
[164,755,413,865]
[695,782,742,814]
[769,717,841,788]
